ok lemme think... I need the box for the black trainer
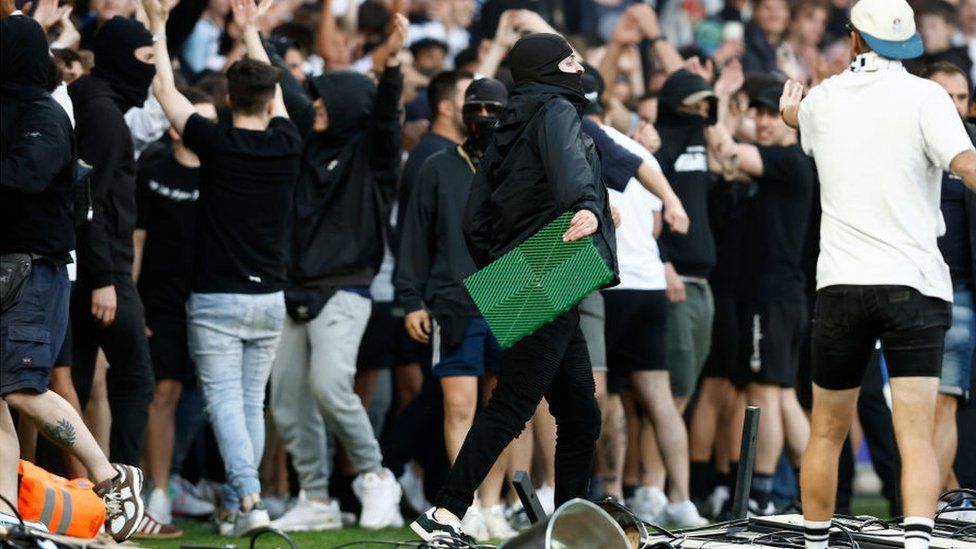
[411,508,474,546]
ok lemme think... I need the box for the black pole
[513,470,548,525]
[732,406,761,521]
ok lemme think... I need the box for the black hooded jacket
[68,75,140,286]
[463,81,618,282]
[281,65,403,293]
[1,15,76,259]
[654,69,718,278]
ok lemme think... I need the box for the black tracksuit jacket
[463,81,618,283]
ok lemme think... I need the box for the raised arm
[231,0,287,118]
[629,4,684,76]
[779,80,803,130]
[368,13,407,175]
[477,9,520,78]
[143,0,194,134]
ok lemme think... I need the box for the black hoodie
[1,15,76,259]
[654,69,718,278]
[463,80,618,282]
[280,65,403,310]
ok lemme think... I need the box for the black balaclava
[462,77,508,158]
[507,33,582,96]
[1,15,51,102]
[92,16,155,109]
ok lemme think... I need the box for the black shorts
[812,285,951,390]
[357,302,431,371]
[603,289,668,394]
[146,312,195,382]
[702,294,739,380]
[54,316,72,367]
[734,300,808,388]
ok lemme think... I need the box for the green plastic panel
[464,211,614,349]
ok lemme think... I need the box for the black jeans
[71,274,155,465]
[435,309,601,519]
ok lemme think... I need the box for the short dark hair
[193,72,229,105]
[917,0,955,22]
[182,86,215,106]
[226,58,281,116]
[409,38,449,59]
[427,70,474,121]
[271,22,313,55]
[923,60,968,81]
[51,47,81,66]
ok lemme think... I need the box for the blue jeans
[187,291,285,512]
[941,288,975,400]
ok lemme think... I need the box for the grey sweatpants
[270,290,381,499]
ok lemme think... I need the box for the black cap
[465,77,508,107]
[750,84,783,112]
[409,37,449,59]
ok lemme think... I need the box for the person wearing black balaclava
[1,15,147,543]
[67,15,156,468]
[264,14,409,531]
[395,78,516,542]
[411,33,618,542]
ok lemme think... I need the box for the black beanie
[507,33,582,95]
[1,15,50,102]
[93,16,155,109]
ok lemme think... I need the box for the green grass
[135,497,892,549]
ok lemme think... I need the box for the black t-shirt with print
[182,114,303,294]
[136,146,200,316]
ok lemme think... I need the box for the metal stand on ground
[513,470,548,525]
[731,406,761,522]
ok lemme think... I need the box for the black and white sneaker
[411,507,471,544]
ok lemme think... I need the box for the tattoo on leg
[44,419,77,448]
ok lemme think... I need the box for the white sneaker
[461,506,490,542]
[232,502,270,537]
[482,504,518,539]
[399,467,431,513]
[353,468,404,529]
[706,486,730,518]
[215,510,236,537]
[170,475,216,517]
[663,500,709,528]
[270,496,341,532]
[0,511,48,532]
[631,486,668,524]
[536,484,555,515]
[146,487,173,525]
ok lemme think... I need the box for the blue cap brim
[859,30,924,59]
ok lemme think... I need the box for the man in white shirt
[779,0,976,547]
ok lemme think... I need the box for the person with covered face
[265,13,409,533]
[411,32,618,542]
[1,14,145,542]
[396,78,518,542]
[67,15,157,468]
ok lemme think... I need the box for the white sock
[903,516,933,549]
[803,519,831,549]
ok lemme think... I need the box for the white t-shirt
[600,124,666,291]
[799,53,974,302]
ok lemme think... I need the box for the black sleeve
[537,101,601,216]
[166,0,207,58]
[135,159,153,231]
[367,64,404,177]
[463,157,495,269]
[757,145,796,182]
[76,108,128,288]
[394,158,438,313]
[265,38,315,139]
[580,118,642,192]
[0,108,73,194]
[182,113,218,159]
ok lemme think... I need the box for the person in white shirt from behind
[779,0,976,547]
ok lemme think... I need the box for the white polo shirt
[599,124,667,291]
[798,52,975,302]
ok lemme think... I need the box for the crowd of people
[1,0,975,545]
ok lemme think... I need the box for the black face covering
[462,110,499,158]
[1,15,51,102]
[92,16,155,109]
[507,33,582,95]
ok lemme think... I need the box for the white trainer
[232,502,270,537]
[706,485,730,518]
[535,484,555,515]
[461,506,490,542]
[399,467,431,513]
[632,486,668,524]
[270,496,342,532]
[146,487,173,525]
[483,504,518,539]
[170,475,216,517]
[353,468,404,529]
[663,500,709,528]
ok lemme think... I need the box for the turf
[134,497,892,549]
